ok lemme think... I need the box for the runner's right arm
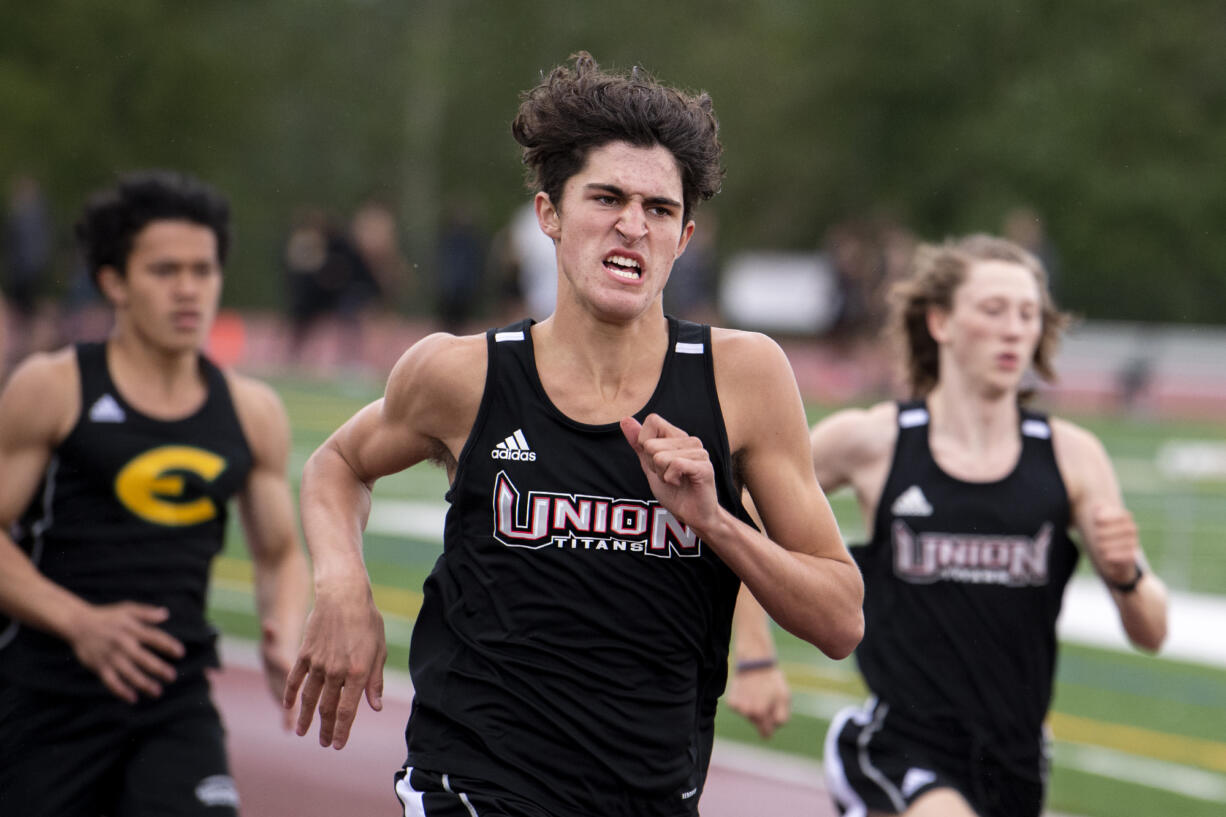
[0,351,185,702]
[285,332,485,749]
[808,402,898,521]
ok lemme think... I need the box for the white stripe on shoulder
[494,331,525,342]
[898,408,929,428]
[1022,418,1052,439]
[675,341,704,354]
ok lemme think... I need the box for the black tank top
[853,401,1079,771]
[406,318,745,817]
[0,342,253,694]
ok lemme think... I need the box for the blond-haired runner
[816,234,1167,817]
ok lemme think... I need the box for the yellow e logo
[115,446,227,526]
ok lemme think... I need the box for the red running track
[213,652,834,817]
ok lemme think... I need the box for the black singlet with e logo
[853,400,1079,769]
[405,318,746,817]
[0,342,253,694]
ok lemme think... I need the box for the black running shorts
[822,698,1046,817]
[394,766,561,817]
[0,674,238,817]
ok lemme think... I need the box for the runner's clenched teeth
[604,254,642,279]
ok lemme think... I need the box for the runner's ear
[926,306,951,344]
[536,192,561,242]
[96,266,126,307]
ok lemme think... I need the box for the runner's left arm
[1053,419,1167,651]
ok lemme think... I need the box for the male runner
[0,170,309,817]
[816,234,1167,817]
[285,52,864,816]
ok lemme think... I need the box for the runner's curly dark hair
[76,170,230,287]
[512,51,724,224]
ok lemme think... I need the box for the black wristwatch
[1111,562,1144,593]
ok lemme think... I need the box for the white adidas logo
[88,394,126,423]
[891,485,933,517]
[491,428,537,462]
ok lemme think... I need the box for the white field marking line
[365,499,448,540]
[1055,742,1226,804]
[1058,575,1226,667]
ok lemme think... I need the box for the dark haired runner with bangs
[0,170,309,816]
[285,52,864,817]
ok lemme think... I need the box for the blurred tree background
[2,0,1223,322]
